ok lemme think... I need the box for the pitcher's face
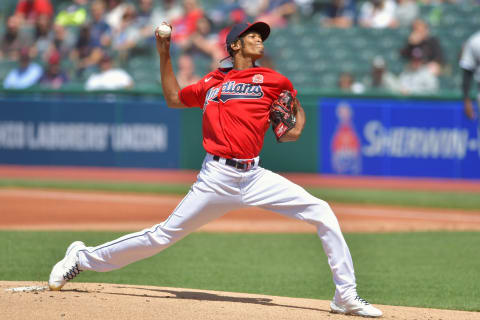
[238,31,264,60]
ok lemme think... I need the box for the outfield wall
[0,90,478,179]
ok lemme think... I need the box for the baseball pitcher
[48,21,382,318]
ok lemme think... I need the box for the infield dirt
[1,189,480,232]
[1,281,479,320]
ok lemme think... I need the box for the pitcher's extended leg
[243,168,356,302]
[78,175,243,272]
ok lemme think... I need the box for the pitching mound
[1,281,478,320]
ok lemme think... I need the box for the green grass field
[1,231,479,312]
[1,178,480,210]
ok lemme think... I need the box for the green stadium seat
[312,60,328,73]
[351,38,369,51]
[192,55,211,76]
[389,60,404,75]
[0,60,17,81]
[441,11,459,28]
[61,81,84,90]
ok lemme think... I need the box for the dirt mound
[1,281,478,320]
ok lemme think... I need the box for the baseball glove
[270,90,296,141]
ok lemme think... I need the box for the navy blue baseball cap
[226,21,270,56]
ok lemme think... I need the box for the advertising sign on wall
[320,98,480,179]
[0,97,180,168]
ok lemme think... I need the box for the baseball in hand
[156,24,171,37]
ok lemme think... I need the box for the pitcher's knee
[302,200,339,227]
[150,223,189,247]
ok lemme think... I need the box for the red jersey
[179,67,295,159]
[171,9,203,44]
[16,0,53,20]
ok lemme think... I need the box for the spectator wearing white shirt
[397,47,438,95]
[359,0,397,28]
[104,0,129,32]
[85,55,134,90]
[391,0,418,28]
[363,56,399,92]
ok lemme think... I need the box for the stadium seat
[0,60,17,82]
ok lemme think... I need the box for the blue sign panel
[0,97,180,168]
[320,98,480,179]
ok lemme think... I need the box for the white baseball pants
[77,153,357,302]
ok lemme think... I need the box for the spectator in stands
[0,15,32,61]
[363,56,399,92]
[209,0,242,27]
[31,14,53,62]
[104,0,130,32]
[72,0,111,76]
[238,0,264,20]
[149,0,183,25]
[294,0,316,17]
[88,0,113,49]
[70,24,93,76]
[256,0,297,28]
[136,0,155,34]
[338,72,365,93]
[134,0,158,49]
[397,47,438,94]
[38,50,69,89]
[390,0,418,28]
[338,72,353,91]
[14,0,54,25]
[136,0,153,24]
[170,0,204,50]
[322,0,356,28]
[3,47,43,89]
[358,0,396,28]
[48,23,77,61]
[131,0,183,53]
[183,16,224,68]
[400,19,444,76]
[85,54,134,90]
[112,4,140,62]
[176,54,201,88]
[54,0,89,27]
[113,0,173,57]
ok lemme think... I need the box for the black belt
[213,155,255,170]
